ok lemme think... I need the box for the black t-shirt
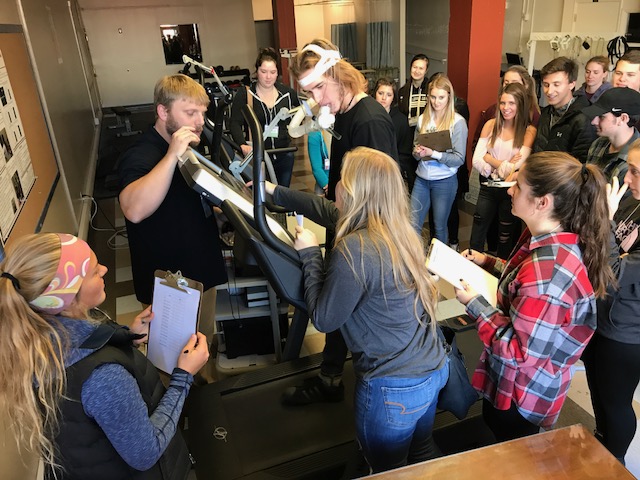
[389,106,413,162]
[327,96,398,200]
[118,128,227,304]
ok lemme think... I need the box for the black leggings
[482,399,539,443]
[583,333,640,462]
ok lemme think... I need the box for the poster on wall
[0,48,36,243]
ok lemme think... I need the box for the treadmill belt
[222,372,355,470]
[187,356,357,479]
[187,328,487,479]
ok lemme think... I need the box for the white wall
[0,0,20,23]
[502,0,526,61]
[293,0,401,71]
[79,0,259,107]
[20,0,98,236]
[405,0,449,77]
[252,0,273,21]
[504,0,637,74]
[295,4,326,48]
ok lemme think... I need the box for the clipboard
[147,270,203,374]
[416,130,453,152]
[426,239,499,307]
[481,180,516,188]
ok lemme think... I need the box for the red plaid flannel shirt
[465,230,597,428]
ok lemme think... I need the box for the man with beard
[118,74,226,347]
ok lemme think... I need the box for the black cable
[607,36,629,65]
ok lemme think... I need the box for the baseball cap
[583,87,640,118]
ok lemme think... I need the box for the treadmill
[178,105,490,479]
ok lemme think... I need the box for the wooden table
[368,425,634,480]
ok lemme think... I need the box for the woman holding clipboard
[455,153,613,442]
[410,75,467,242]
[0,233,208,479]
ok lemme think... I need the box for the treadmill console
[178,148,294,247]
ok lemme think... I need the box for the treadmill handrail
[210,91,233,166]
[242,104,300,264]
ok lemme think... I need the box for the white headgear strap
[297,44,341,88]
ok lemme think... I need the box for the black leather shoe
[281,376,345,406]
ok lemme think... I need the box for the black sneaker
[281,376,345,406]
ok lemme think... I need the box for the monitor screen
[505,53,522,65]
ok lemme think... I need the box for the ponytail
[523,153,614,297]
[569,163,616,297]
[0,234,66,470]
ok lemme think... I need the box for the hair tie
[581,164,589,183]
[1,272,21,290]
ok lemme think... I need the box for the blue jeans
[411,175,458,242]
[354,360,449,473]
[270,150,295,187]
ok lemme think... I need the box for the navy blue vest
[47,322,191,480]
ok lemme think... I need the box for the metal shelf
[215,274,288,365]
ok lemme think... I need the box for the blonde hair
[0,233,65,470]
[153,74,209,116]
[586,55,609,73]
[290,38,367,95]
[335,147,438,328]
[419,75,456,133]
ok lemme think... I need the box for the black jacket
[533,96,596,163]
[597,197,640,345]
[398,78,429,119]
[229,82,299,150]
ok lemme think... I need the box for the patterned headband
[297,44,342,88]
[30,233,91,315]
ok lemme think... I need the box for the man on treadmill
[118,74,227,351]
[283,39,398,405]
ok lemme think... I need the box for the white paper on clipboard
[426,239,499,307]
[147,270,202,374]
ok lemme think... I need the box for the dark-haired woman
[229,47,300,186]
[583,139,640,465]
[373,77,414,190]
[456,153,614,442]
[469,83,536,259]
